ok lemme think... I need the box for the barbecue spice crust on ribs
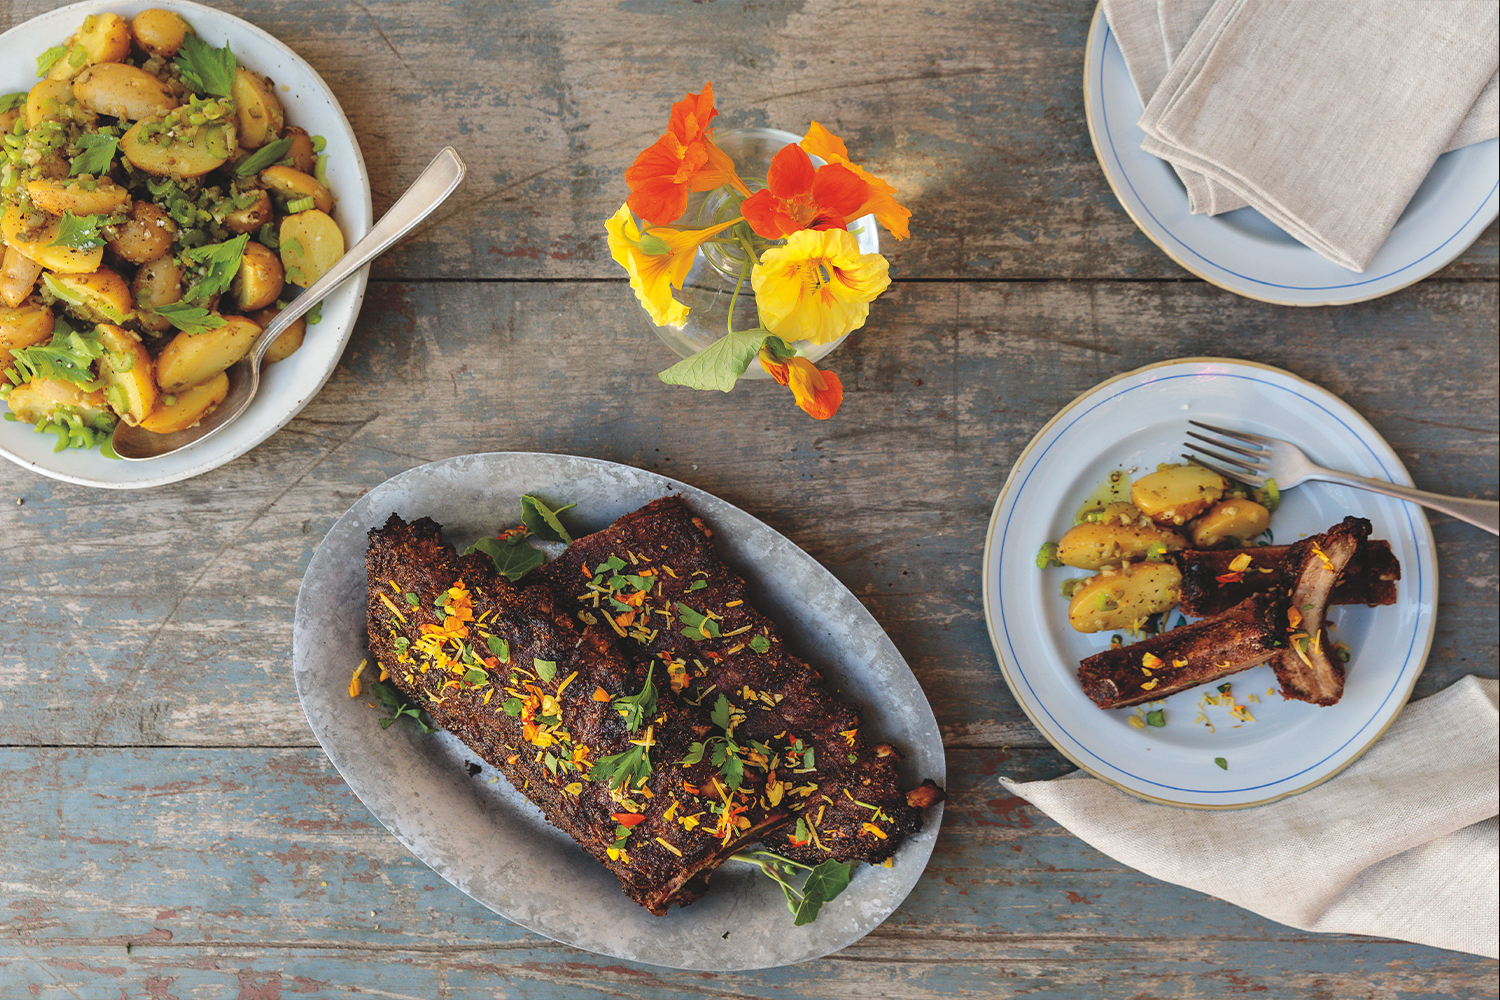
[366,514,793,915]
[539,495,943,867]
[1078,517,1382,710]
[1175,537,1399,618]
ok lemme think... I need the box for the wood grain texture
[1,0,1496,995]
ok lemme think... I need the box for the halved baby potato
[261,166,333,214]
[233,66,285,150]
[72,63,180,122]
[0,298,56,353]
[1055,515,1187,571]
[155,314,261,392]
[3,377,112,426]
[279,209,344,287]
[95,323,157,425]
[1190,499,1272,549]
[1067,562,1184,634]
[130,9,190,59]
[0,247,45,309]
[130,255,183,334]
[249,305,306,363]
[121,116,237,178]
[105,200,176,265]
[224,189,273,235]
[2,204,104,273]
[232,241,285,312]
[44,267,134,325]
[27,176,132,218]
[26,79,89,129]
[139,371,230,434]
[1131,464,1227,526]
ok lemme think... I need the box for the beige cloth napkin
[1114,0,1499,271]
[1001,676,1499,958]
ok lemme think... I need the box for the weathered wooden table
[2,1,1496,996]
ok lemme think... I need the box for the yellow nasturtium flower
[605,204,739,327]
[751,228,890,345]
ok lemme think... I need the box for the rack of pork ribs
[1078,516,1399,710]
[366,497,944,915]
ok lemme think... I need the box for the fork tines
[1182,423,1269,486]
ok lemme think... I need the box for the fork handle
[1305,471,1499,534]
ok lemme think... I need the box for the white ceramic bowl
[0,0,372,488]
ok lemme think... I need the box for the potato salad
[0,10,345,455]
[1040,462,1279,634]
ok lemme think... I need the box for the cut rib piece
[366,514,793,915]
[1175,537,1399,618]
[1271,516,1369,706]
[539,495,941,867]
[1077,593,1282,709]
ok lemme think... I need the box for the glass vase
[643,127,880,380]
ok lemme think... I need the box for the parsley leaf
[48,213,109,251]
[590,742,652,792]
[368,680,436,734]
[69,135,120,177]
[235,136,295,177]
[520,494,576,543]
[182,234,249,301]
[150,302,226,335]
[658,328,769,392]
[176,34,238,98]
[37,45,68,77]
[5,322,104,390]
[612,664,657,733]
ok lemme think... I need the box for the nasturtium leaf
[466,534,545,581]
[658,329,769,392]
[520,494,576,543]
[792,859,852,926]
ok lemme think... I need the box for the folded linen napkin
[1103,0,1500,218]
[1001,675,1499,958]
[1125,0,1499,271]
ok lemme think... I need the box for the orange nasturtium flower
[758,347,844,420]
[624,83,750,225]
[750,228,891,345]
[740,143,868,240]
[800,121,912,240]
[606,204,740,326]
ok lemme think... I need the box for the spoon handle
[250,146,468,362]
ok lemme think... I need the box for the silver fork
[1183,421,1498,535]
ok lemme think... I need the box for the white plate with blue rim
[982,358,1437,808]
[1083,4,1498,306]
[0,0,372,488]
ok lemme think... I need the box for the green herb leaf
[467,533,545,581]
[462,668,488,687]
[1215,757,1229,770]
[367,680,436,734]
[37,45,68,77]
[69,135,120,177]
[235,136,294,177]
[0,92,27,114]
[612,664,657,733]
[793,859,852,925]
[687,579,708,592]
[749,634,771,654]
[48,213,108,251]
[176,34,238,98]
[676,603,722,639]
[5,323,104,390]
[150,302,226,335]
[182,233,249,301]
[658,329,768,392]
[533,658,557,683]
[1145,709,1166,728]
[486,634,510,662]
[590,743,652,791]
[520,494,576,543]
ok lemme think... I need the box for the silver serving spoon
[114,146,466,461]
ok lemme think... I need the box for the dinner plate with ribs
[983,358,1438,808]
[293,452,945,969]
